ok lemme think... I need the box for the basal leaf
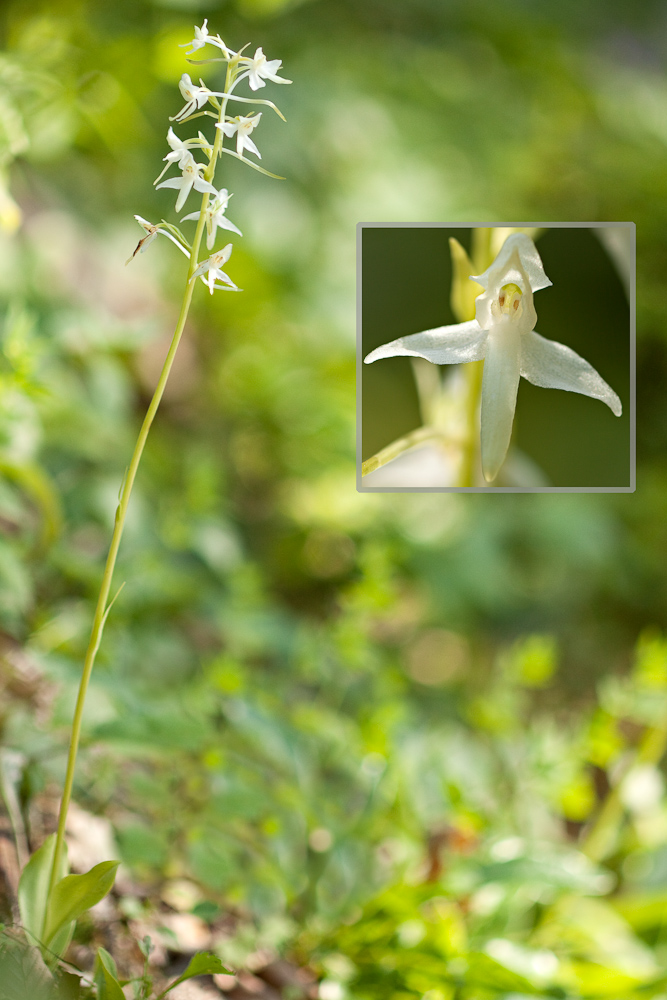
[94,948,126,1000]
[162,951,231,994]
[18,835,68,945]
[43,861,119,947]
[0,931,55,1000]
[46,920,75,966]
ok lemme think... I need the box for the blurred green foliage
[0,0,666,997]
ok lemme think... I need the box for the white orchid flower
[216,113,262,159]
[242,47,292,91]
[190,244,239,294]
[154,128,203,184]
[170,74,223,123]
[179,19,212,55]
[126,215,191,264]
[364,233,622,483]
[155,158,217,212]
[181,188,242,249]
[179,20,235,58]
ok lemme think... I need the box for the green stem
[457,359,484,487]
[48,64,233,898]
[362,426,447,477]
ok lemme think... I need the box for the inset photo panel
[357,223,635,493]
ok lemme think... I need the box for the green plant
[6,18,291,994]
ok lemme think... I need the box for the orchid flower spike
[181,188,242,248]
[216,113,262,159]
[190,244,238,294]
[243,47,292,91]
[155,158,217,212]
[364,234,622,483]
[171,74,222,123]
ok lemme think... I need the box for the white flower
[181,188,242,249]
[179,20,235,58]
[179,19,212,54]
[171,74,221,123]
[190,244,238,294]
[243,47,292,91]
[126,215,190,264]
[364,234,622,483]
[216,113,262,159]
[155,158,217,212]
[154,128,200,184]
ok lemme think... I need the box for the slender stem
[362,426,449,477]
[457,359,484,487]
[48,64,233,897]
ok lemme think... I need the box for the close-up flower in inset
[364,233,622,483]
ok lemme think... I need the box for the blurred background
[0,0,667,997]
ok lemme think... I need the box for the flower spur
[364,233,622,483]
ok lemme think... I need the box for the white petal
[215,215,242,237]
[192,175,218,196]
[134,214,153,232]
[155,177,184,190]
[520,330,622,416]
[217,122,237,137]
[166,127,183,151]
[216,243,233,265]
[480,324,521,482]
[241,136,261,159]
[175,177,194,212]
[473,233,552,293]
[364,320,488,366]
[215,267,237,288]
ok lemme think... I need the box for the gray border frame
[356,221,636,494]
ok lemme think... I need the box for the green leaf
[0,931,55,1000]
[94,948,126,1000]
[162,951,231,994]
[18,835,68,945]
[465,953,542,994]
[567,960,645,997]
[46,921,75,966]
[43,861,119,947]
